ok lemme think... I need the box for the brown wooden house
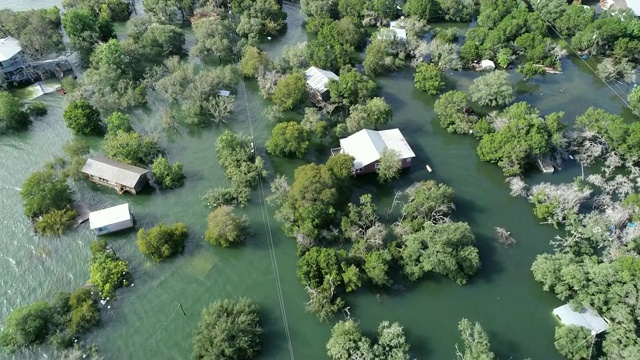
[81,157,150,194]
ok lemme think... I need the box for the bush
[272,72,307,110]
[202,186,251,209]
[192,298,262,360]
[0,91,30,132]
[67,288,100,335]
[88,240,130,299]
[151,157,185,189]
[21,170,73,218]
[103,130,161,165]
[414,63,445,95]
[266,121,310,158]
[469,71,514,107]
[205,205,248,247]
[137,223,187,261]
[0,301,52,352]
[63,100,102,135]
[240,46,269,78]
[35,207,77,236]
[216,130,267,189]
[105,112,132,133]
[26,101,48,117]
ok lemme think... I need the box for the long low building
[334,128,416,175]
[553,304,610,335]
[81,156,150,194]
[89,203,134,235]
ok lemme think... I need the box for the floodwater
[0,1,635,360]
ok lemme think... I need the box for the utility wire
[240,79,295,360]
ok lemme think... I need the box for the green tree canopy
[377,149,402,184]
[105,112,132,134]
[414,63,445,95]
[191,18,239,62]
[103,130,161,166]
[240,46,270,78]
[456,318,495,360]
[21,170,73,218]
[469,71,514,107]
[328,68,377,107]
[215,130,267,190]
[151,157,185,189]
[402,180,455,231]
[0,91,30,133]
[89,239,130,299]
[192,298,262,360]
[0,8,63,59]
[205,205,248,248]
[267,121,310,158]
[272,72,308,110]
[137,222,187,261]
[435,90,475,134]
[63,100,102,136]
[326,319,411,360]
[344,97,392,134]
[307,18,362,70]
[0,301,52,353]
[554,325,593,360]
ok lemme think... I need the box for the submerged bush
[205,205,248,247]
[151,157,185,189]
[88,240,131,299]
[35,207,77,236]
[137,222,187,261]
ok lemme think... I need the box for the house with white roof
[89,203,134,235]
[553,304,610,335]
[378,23,407,42]
[305,66,339,105]
[0,36,28,74]
[600,0,640,15]
[334,128,416,175]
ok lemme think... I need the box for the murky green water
[1,2,635,360]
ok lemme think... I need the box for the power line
[240,79,295,360]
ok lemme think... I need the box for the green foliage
[301,107,328,138]
[63,0,131,22]
[326,153,356,181]
[67,288,100,336]
[399,221,480,284]
[363,38,402,77]
[125,22,186,71]
[151,157,185,189]
[142,0,196,23]
[434,90,475,134]
[272,72,308,110]
[103,130,161,165]
[0,7,63,59]
[402,180,455,230]
[414,63,445,95]
[556,5,594,38]
[105,112,132,134]
[477,102,565,176]
[307,18,362,70]
[456,318,495,360]
[437,0,473,22]
[202,186,251,209]
[192,18,240,62]
[376,149,402,184]
[267,121,310,158]
[0,91,30,133]
[297,247,343,289]
[326,319,411,360]
[340,263,361,292]
[554,325,593,360]
[403,0,436,20]
[62,9,114,65]
[629,86,640,116]
[35,207,77,236]
[191,298,262,360]
[0,301,52,352]
[345,97,393,134]
[137,223,187,261]
[215,130,267,190]
[282,42,309,70]
[62,139,90,180]
[240,46,269,78]
[364,250,392,287]
[205,205,248,248]
[63,100,102,136]
[21,170,73,218]
[89,239,130,299]
[469,71,514,107]
[328,68,377,107]
[26,101,47,117]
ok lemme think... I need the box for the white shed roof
[0,36,22,61]
[553,304,610,335]
[339,128,416,169]
[305,66,339,94]
[480,59,495,70]
[81,156,150,188]
[89,203,132,230]
[377,27,407,41]
[603,0,640,15]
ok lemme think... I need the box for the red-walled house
[333,128,416,175]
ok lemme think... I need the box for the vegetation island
[1,0,640,359]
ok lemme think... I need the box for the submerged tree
[326,319,411,360]
[469,71,514,107]
[455,318,495,360]
[136,222,187,261]
[0,91,30,133]
[377,149,402,184]
[205,205,248,248]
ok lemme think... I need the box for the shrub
[0,91,30,132]
[35,207,77,236]
[26,101,47,117]
[88,240,130,299]
[137,222,187,261]
[151,157,185,189]
[266,121,310,158]
[103,130,161,165]
[0,301,52,352]
[414,63,445,95]
[63,100,102,135]
[272,72,307,110]
[21,170,73,218]
[205,205,248,247]
[67,288,100,335]
[192,298,262,360]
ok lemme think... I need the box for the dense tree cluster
[328,68,377,108]
[0,288,100,353]
[137,222,187,261]
[469,71,514,107]
[62,8,115,66]
[151,157,185,189]
[103,130,161,166]
[434,90,476,134]
[63,0,131,22]
[20,170,76,236]
[191,298,262,360]
[414,63,445,95]
[267,121,310,158]
[205,205,248,247]
[0,91,30,133]
[0,7,63,59]
[89,239,131,299]
[307,17,365,71]
[455,318,495,360]
[339,97,393,136]
[63,100,102,136]
[326,319,411,360]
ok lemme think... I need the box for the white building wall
[94,218,134,235]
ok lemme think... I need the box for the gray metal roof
[553,304,610,335]
[0,37,22,61]
[81,156,150,188]
[305,66,339,94]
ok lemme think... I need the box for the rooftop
[81,156,150,188]
[602,0,640,15]
[89,203,132,229]
[305,66,339,94]
[553,304,610,335]
[0,36,22,62]
[339,129,416,169]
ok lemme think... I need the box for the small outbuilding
[89,203,134,235]
[333,128,416,175]
[552,304,610,335]
[305,66,339,105]
[81,156,150,194]
[600,0,640,16]
[480,59,495,71]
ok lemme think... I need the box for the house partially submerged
[0,36,71,84]
[600,0,640,15]
[89,203,134,235]
[305,66,339,105]
[0,37,28,74]
[333,128,416,175]
[553,304,610,335]
[81,157,150,194]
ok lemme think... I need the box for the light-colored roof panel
[0,36,22,61]
[305,66,339,94]
[89,203,132,229]
[81,156,150,188]
[339,128,415,169]
[553,304,610,335]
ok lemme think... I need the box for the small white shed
[89,203,134,235]
[553,304,610,335]
[480,59,496,71]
